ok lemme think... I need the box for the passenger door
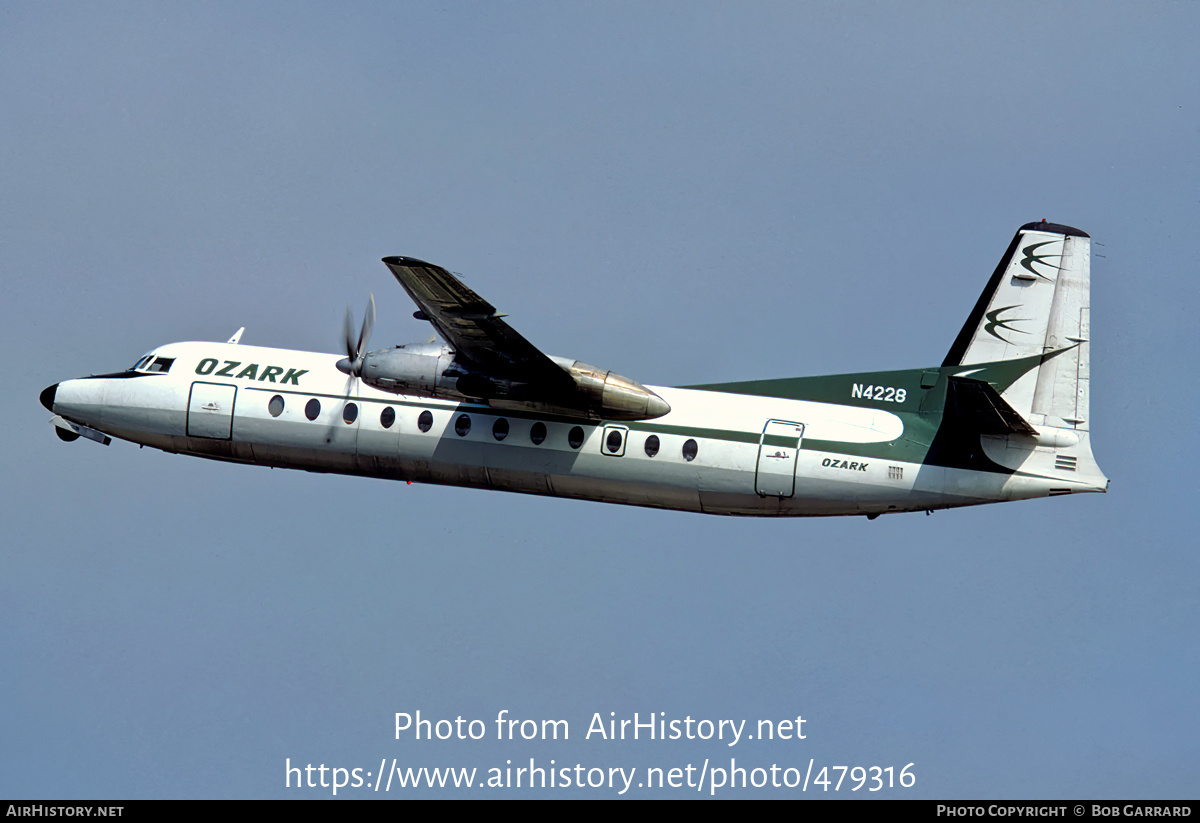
[187,382,236,439]
[755,420,803,498]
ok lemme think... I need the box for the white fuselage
[46,341,1105,517]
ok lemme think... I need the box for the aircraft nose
[40,383,58,412]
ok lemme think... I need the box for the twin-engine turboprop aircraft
[41,221,1107,517]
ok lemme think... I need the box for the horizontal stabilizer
[944,376,1037,436]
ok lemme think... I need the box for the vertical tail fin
[940,221,1106,496]
[943,221,1092,431]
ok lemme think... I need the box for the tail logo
[1020,241,1063,281]
[984,305,1029,344]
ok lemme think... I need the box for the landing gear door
[755,420,803,498]
[187,382,236,440]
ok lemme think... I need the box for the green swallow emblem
[984,305,1029,344]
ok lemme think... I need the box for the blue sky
[2,2,1196,798]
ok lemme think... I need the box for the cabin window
[530,421,547,445]
[305,399,321,421]
[455,414,471,437]
[493,418,509,441]
[606,430,623,454]
[568,426,585,449]
[682,438,698,462]
[644,434,660,457]
[343,403,358,424]
[268,395,284,417]
[417,410,433,432]
[380,407,395,429]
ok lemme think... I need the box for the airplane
[40,221,1107,518]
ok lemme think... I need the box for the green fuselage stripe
[237,383,1018,473]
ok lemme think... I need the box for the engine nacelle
[354,342,533,402]
[557,360,671,420]
[356,343,461,396]
[348,344,670,421]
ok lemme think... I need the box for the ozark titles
[194,358,308,385]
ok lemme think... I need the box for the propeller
[337,294,375,377]
[328,295,375,444]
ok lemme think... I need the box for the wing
[381,256,575,392]
[378,256,670,420]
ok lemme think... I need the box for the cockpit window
[128,353,174,374]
